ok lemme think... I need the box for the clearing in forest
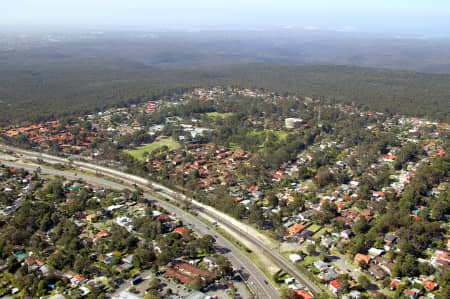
[126,137,181,160]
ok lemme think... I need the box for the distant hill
[2,30,450,72]
[0,56,449,126]
[1,31,450,126]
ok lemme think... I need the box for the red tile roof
[390,279,403,290]
[355,253,371,265]
[288,223,306,235]
[173,261,216,279]
[330,279,345,289]
[96,231,109,239]
[294,290,314,299]
[383,154,397,160]
[163,269,194,284]
[372,191,385,196]
[248,186,258,192]
[423,280,437,290]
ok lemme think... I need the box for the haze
[3,0,450,36]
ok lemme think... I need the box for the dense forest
[0,60,449,126]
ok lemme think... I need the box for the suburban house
[354,253,371,265]
[330,279,346,295]
[288,223,306,235]
[368,264,387,280]
[289,253,303,263]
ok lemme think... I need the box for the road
[0,156,279,299]
[111,269,153,297]
[0,143,322,295]
[330,254,360,281]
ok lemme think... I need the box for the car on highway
[114,279,124,285]
[132,277,143,285]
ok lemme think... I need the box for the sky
[2,0,450,35]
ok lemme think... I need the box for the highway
[0,143,322,295]
[0,156,279,299]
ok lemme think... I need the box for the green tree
[358,275,370,290]
[306,243,316,256]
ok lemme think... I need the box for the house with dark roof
[368,264,387,280]
[384,233,397,244]
[374,256,394,275]
[319,268,339,282]
[299,230,314,240]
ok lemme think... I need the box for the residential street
[0,143,322,295]
[0,155,279,299]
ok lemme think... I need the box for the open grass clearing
[298,255,320,267]
[248,129,289,141]
[206,112,235,119]
[126,137,181,160]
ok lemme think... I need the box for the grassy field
[313,227,331,238]
[126,138,181,160]
[248,130,289,140]
[307,224,322,233]
[270,130,289,140]
[299,255,320,267]
[207,112,235,119]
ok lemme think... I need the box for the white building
[289,254,303,263]
[285,118,304,129]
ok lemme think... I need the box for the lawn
[313,227,331,238]
[229,142,243,150]
[126,138,181,160]
[246,130,290,150]
[299,255,320,267]
[206,112,235,119]
[307,224,322,232]
[248,130,289,140]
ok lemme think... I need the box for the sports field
[126,137,181,160]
